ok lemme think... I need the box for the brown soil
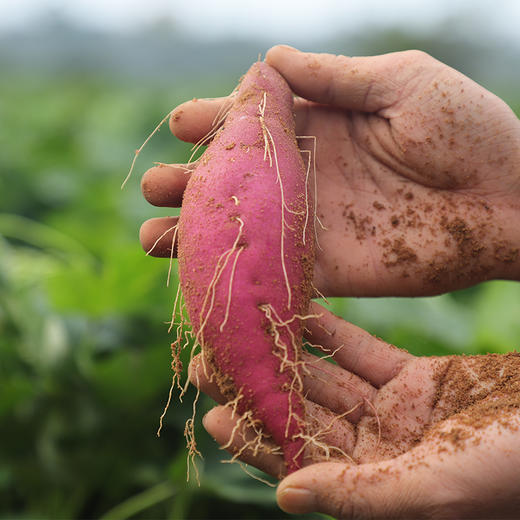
[426,352,520,450]
[382,237,418,268]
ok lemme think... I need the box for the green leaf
[474,281,520,353]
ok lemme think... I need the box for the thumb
[276,458,442,519]
[265,45,434,113]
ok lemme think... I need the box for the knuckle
[404,49,433,63]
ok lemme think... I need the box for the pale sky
[2,0,520,45]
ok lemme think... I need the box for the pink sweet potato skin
[178,62,315,473]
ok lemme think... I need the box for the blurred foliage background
[1,2,519,519]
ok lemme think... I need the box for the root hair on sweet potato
[300,149,312,245]
[220,391,284,467]
[259,304,328,440]
[295,405,359,464]
[185,374,202,484]
[166,225,179,287]
[297,134,327,250]
[122,109,174,189]
[304,343,344,363]
[311,281,331,304]
[196,216,245,343]
[219,245,244,332]
[257,93,294,309]
[158,287,191,436]
[233,462,277,487]
[363,397,382,450]
[145,224,178,258]
[167,281,183,333]
[211,89,238,128]
[187,92,238,166]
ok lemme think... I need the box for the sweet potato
[177,62,315,473]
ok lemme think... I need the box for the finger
[190,354,359,458]
[306,302,413,387]
[301,352,376,423]
[278,412,520,519]
[203,401,356,480]
[141,163,192,207]
[170,97,233,144]
[302,401,356,464]
[266,45,435,113]
[188,354,226,405]
[169,93,312,147]
[202,405,287,479]
[139,217,178,258]
[276,454,441,518]
[191,351,376,422]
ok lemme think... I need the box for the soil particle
[494,241,519,263]
[383,237,418,268]
[424,213,492,286]
[344,209,373,240]
[441,216,484,258]
[426,352,520,451]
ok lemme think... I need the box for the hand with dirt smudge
[139,46,520,297]
[191,302,520,519]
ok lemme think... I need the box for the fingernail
[278,487,317,514]
[278,44,299,53]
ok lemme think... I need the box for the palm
[293,69,520,297]
[350,356,448,463]
[198,305,520,502]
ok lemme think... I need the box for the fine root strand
[122,109,174,189]
[158,286,193,434]
[363,397,382,451]
[235,462,276,487]
[187,92,236,166]
[145,224,178,257]
[185,375,202,484]
[311,283,331,305]
[219,246,244,332]
[196,216,245,347]
[300,149,312,245]
[297,135,326,250]
[294,405,360,464]
[258,92,293,310]
[166,225,179,287]
[258,303,313,437]
[157,370,176,437]
[220,403,282,466]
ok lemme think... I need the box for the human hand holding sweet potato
[193,303,520,519]
[140,46,520,297]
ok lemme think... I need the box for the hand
[192,302,520,519]
[139,46,520,297]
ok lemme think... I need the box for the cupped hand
[191,302,520,519]
[140,45,520,297]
